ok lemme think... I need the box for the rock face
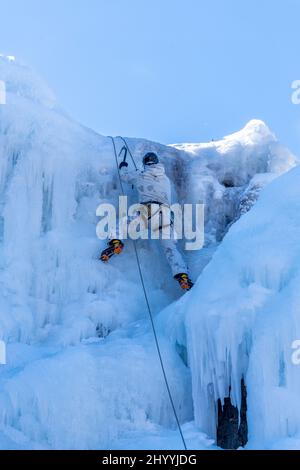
[217,379,248,450]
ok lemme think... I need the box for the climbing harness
[108,135,187,450]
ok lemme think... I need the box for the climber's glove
[119,161,128,170]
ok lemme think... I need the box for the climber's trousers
[109,208,188,277]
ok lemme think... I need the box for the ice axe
[118,146,128,169]
[118,146,134,189]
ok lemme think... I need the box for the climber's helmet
[143,152,159,166]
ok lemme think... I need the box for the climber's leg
[160,237,187,276]
[160,237,193,290]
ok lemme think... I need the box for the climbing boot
[174,273,193,291]
[100,239,124,262]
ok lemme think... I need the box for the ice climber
[100,152,193,291]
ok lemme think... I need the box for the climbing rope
[108,135,187,451]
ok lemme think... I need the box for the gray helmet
[143,152,159,166]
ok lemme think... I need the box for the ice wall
[181,165,300,447]
[0,55,298,449]
[0,56,193,449]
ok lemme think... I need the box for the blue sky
[1,0,300,154]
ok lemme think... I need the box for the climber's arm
[119,162,140,185]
